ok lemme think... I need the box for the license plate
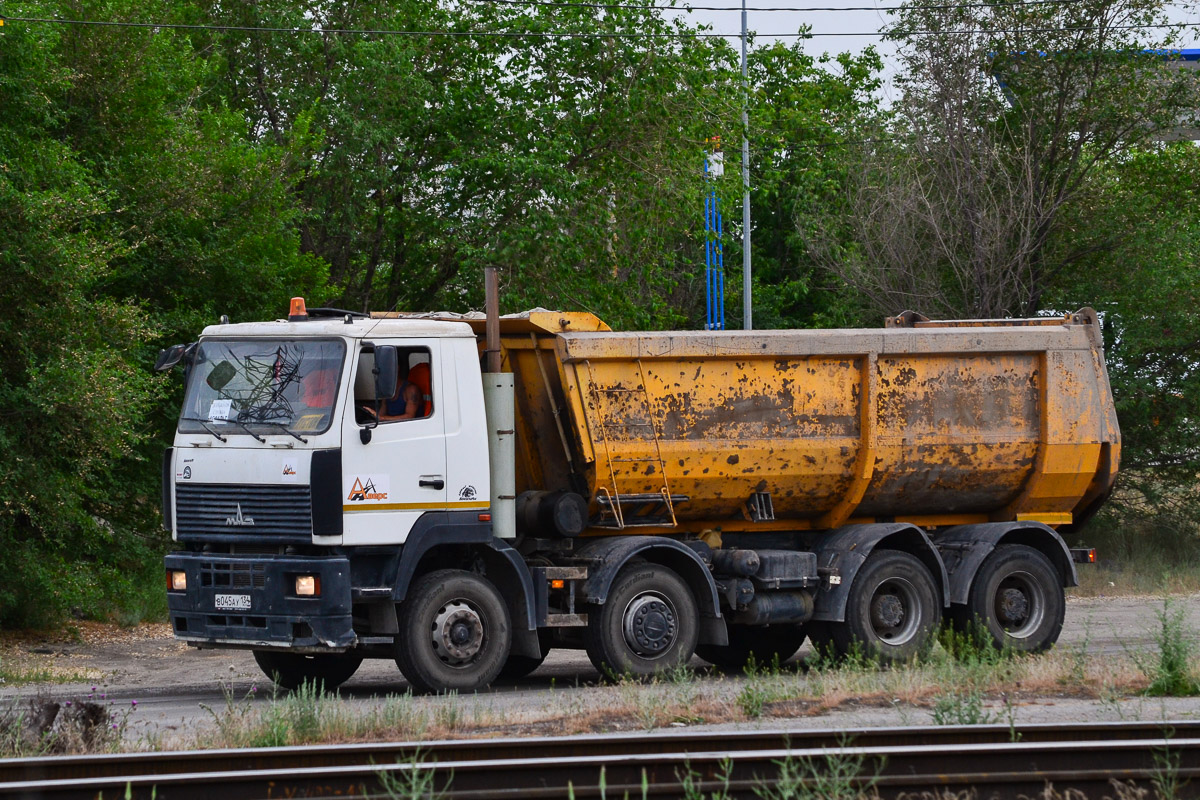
[215,593,251,611]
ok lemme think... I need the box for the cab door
[340,340,447,545]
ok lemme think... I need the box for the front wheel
[584,564,699,680]
[952,544,1065,653]
[831,549,941,665]
[394,569,511,694]
[252,651,362,691]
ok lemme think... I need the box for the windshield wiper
[252,421,309,444]
[226,419,267,443]
[180,417,227,443]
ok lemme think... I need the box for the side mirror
[154,343,188,372]
[374,346,398,400]
[206,361,236,391]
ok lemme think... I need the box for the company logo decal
[181,466,192,480]
[347,477,389,502]
[225,503,256,526]
[282,464,296,476]
[458,485,478,501]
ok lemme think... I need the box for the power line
[4,15,1197,38]
[461,0,1119,13]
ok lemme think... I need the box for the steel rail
[4,736,1199,799]
[1,720,1196,784]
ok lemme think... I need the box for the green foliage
[0,0,324,626]
[745,43,884,330]
[753,745,881,800]
[930,689,996,726]
[1139,599,1200,697]
[376,749,448,800]
[1050,144,1200,522]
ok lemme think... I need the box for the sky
[672,2,1200,105]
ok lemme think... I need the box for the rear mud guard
[809,523,949,623]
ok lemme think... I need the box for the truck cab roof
[200,317,478,339]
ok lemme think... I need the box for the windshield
[178,339,346,437]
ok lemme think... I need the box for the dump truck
[156,277,1118,692]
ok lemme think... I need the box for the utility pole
[740,0,752,330]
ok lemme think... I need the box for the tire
[394,569,511,694]
[830,549,941,665]
[696,624,806,670]
[584,564,699,680]
[954,544,1065,653]
[252,651,362,691]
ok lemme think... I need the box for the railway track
[2,721,1197,799]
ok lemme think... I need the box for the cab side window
[355,347,433,424]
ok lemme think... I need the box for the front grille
[176,484,312,541]
[200,560,267,589]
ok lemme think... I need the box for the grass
[0,608,1181,757]
[170,629,1161,751]
[195,681,446,748]
[0,658,97,687]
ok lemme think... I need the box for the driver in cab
[368,360,422,421]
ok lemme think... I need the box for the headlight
[168,571,187,591]
[295,575,320,596]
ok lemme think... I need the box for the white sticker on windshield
[208,398,232,421]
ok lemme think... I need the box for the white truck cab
[160,304,531,693]
[166,315,492,548]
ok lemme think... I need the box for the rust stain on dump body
[488,309,1119,532]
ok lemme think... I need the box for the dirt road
[2,594,1197,743]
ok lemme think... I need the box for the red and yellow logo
[347,477,388,502]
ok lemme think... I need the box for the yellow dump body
[474,310,1119,535]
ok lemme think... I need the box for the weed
[678,759,734,800]
[754,744,882,800]
[1064,619,1094,686]
[1150,732,1185,800]
[376,749,449,800]
[999,693,1021,742]
[567,766,649,800]
[1139,599,1200,697]
[738,680,771,720]
[617,678,664,731]
[432,692,462,732]
[930,690,996,726]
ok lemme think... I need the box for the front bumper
[165,552,356,651]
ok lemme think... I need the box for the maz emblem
[225,503,256,527]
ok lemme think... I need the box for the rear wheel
[394,569,511,694]
[584,564,699,680]
[252,651,362,691]
[697,624,806,670]
[831,550,940,665]
[952,544,1064,653]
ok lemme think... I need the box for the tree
[813,0,1200,319]
[744,39,885,329]
[0,0,326,626]
[1049,143,1200,519]
[198,0,745,329]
